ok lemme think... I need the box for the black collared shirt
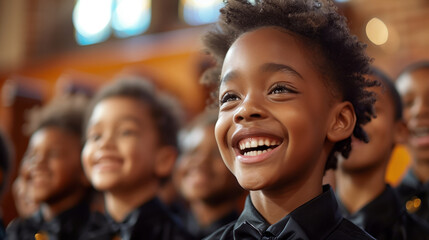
[396,169,429,222]
[6,199,90,240]
[82,197,195,240]
[204,185,374,240]
[338,184,429,240]
[184,210,239,239]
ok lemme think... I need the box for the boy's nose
[410,95,429,119]
[233,97,267,123]
[98,132,116,149]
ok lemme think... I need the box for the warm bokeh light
[366,17,389,45]
[181,0,224,26]
[112,0,151,38]
[73,0,113,45]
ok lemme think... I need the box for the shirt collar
[233,185,342,239]
[338,184,402,232]
[401,169,429,191]
[105,197,165,240]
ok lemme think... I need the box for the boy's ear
[327,102,356,142]
[393,119,409,145]
[154,146,178,178]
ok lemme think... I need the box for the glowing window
[73,0,151,45]
[180,0,224,26]
[112,0,151,38]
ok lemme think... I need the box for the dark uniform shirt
[396,169,429,222]
[184,209,239,239]
[204,185,374,240]
[6,199,90,240]
[338,184,429,240]
[82,197,195,240]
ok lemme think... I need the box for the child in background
[396,61,429,222]
[175,110,245,239]
[81,79,193,240]
[201,0,377,239]
[336,68,429,239]
[12,161,40,219]
[7,94,92,240]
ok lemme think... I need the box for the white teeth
[243,149,269,156]
[245,141,251,149]
[251,139,258,148]
[414,128,429,137]
[265,139,270,146]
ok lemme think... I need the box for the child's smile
[215,27,340,192]
[233,129,282,163]
[398,68,429,161]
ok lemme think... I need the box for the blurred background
[0,0,428,225]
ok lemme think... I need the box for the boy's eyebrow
[220,63,302,83]
[117,116,142,125]
[261,62,303,79]
[220,71,239,83]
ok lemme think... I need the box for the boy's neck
[336,167,386,214]
[250,179,323,225]
[190,199,238,227]
[105,181,159,222]
[42,188,87,221]
[412,159,429,183]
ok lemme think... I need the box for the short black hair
[202,0,377,170]
[370,67,403,121]
[397,60,429,80]
[86,79,183,149]
[25,94,89,140]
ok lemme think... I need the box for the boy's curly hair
[25,94,89,141]
[85,78,183,150]
[201,0,377,170]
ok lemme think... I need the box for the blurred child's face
[215,27,339,191]
[176,125,242,204]
[82,97,162,193]
[397,68,429,162]
[24,127,85,204]
[339,85,397,172]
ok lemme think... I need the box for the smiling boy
[202,0,377,239]
[81,79,193,240]
[7,95,91,240]
[336,68,429,239]
[395,61,429,222]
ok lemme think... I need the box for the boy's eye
[220,92,240,105]
[269,83,297,95]
[87,132,101,142]
[120,129,137,136]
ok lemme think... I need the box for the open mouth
[238,137,281,156]
[411,127,429,137]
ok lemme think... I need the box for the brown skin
[215,27,356,224]
[82,97,177,222]
[397,68,429,183]
[24,127,88,221]
[176,125,243,226]
[336,84,407,214]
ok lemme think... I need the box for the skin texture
[23,127,88,219]
[215,27,356,224]
[397,68,429,182]
[337,83,407,213]
[82,96,176,221]
[176,124,243,226]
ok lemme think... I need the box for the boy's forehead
[223,27,318,76]
[396,68,429,95]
